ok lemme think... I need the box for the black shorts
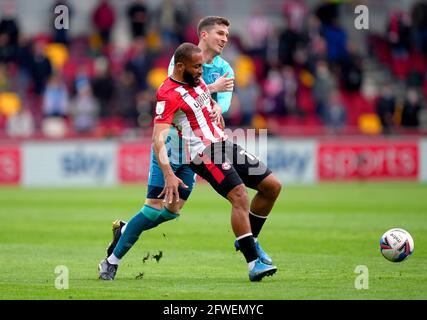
[189,140,272,198]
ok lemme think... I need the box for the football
[380,228,414,262]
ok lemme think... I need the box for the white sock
[248,260,256,270]
[107,253,120,265]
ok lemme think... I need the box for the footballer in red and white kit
[152,43,281,282]
[154,77,226,161]
[154,68,272,200]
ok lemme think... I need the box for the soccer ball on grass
[380,228,414,262]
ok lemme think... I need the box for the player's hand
[209,103,222,123]
[158,174,188,204]
[210,72,234,93]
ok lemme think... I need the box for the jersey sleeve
[217,62,235,114]
[154,91,179,125]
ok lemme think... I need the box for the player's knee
[165,198,186,214]
[145,198,164,210]
[260,175,282,200]
[270,178,282,199]
[227,184,249,209]
[165,203,180,214]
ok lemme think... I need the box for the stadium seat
[392,55,410,80]
[341,91,375,127]
[297,87,316,114]
[358,113,382,135]
[411,51,427,74]
[41,117,68,138]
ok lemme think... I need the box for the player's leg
[99,153,195,280]
[229,143,282,265]
[249,174,282,232]
[190,146,277,281]
[108,163,195,257]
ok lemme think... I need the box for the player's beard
[183,70,201,87]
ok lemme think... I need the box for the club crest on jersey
[210,72,220,82]
[156,101,166,115]
[222,162,231,170]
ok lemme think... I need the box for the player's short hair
[174,43,202,64]
[197,16,230,37]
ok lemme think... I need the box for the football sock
[236,233,258,263]
[112,205,179,260]
[249,211,267,238]
[107,254,120,265]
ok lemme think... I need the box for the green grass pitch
[0,182,426,300]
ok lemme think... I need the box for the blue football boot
[249,258,277,282]
[235,240,273,265]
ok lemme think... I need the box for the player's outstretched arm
[208,72,234,93]
[152,123,188,204]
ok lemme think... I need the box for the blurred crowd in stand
[0,0,426,139]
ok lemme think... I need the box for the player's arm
[209,99,222,123]
[153,96,187,203]
[152,123,187,203]
[211,64,235,114]
[207,71,234,94]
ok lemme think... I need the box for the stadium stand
[0,0,426,139]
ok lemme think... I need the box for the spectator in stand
[91,56,115,118]
[282,0,309,36]
[70,80,99,133]
[305,14,327,73]
[0,32,15,64]
[30,40,53,96]
[321,16,349,69]
[0,2,19,48]
[42,73,69,118]
[313,60,337,123]
[6,106,34,138]
[114,69,138,127]
[324,89,346,130]
[315,1,339,27]
[277,22,303,66]
[235,72,260,127]
[155,0,187,46]
[341,45,363,92]
[14,35,33,106]
[125,37,154,91]
[92,0,116,46]
[127,0,148,39]
[387,10,411,57]
[411,1,427,56]
[282,65,299,116]
[376,83,397,134]
[401,88,422,128]
[246,7,272,59]
[263,67,285,116]
[0,2,18,65]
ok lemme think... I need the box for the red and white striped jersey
[154,77,227,160]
